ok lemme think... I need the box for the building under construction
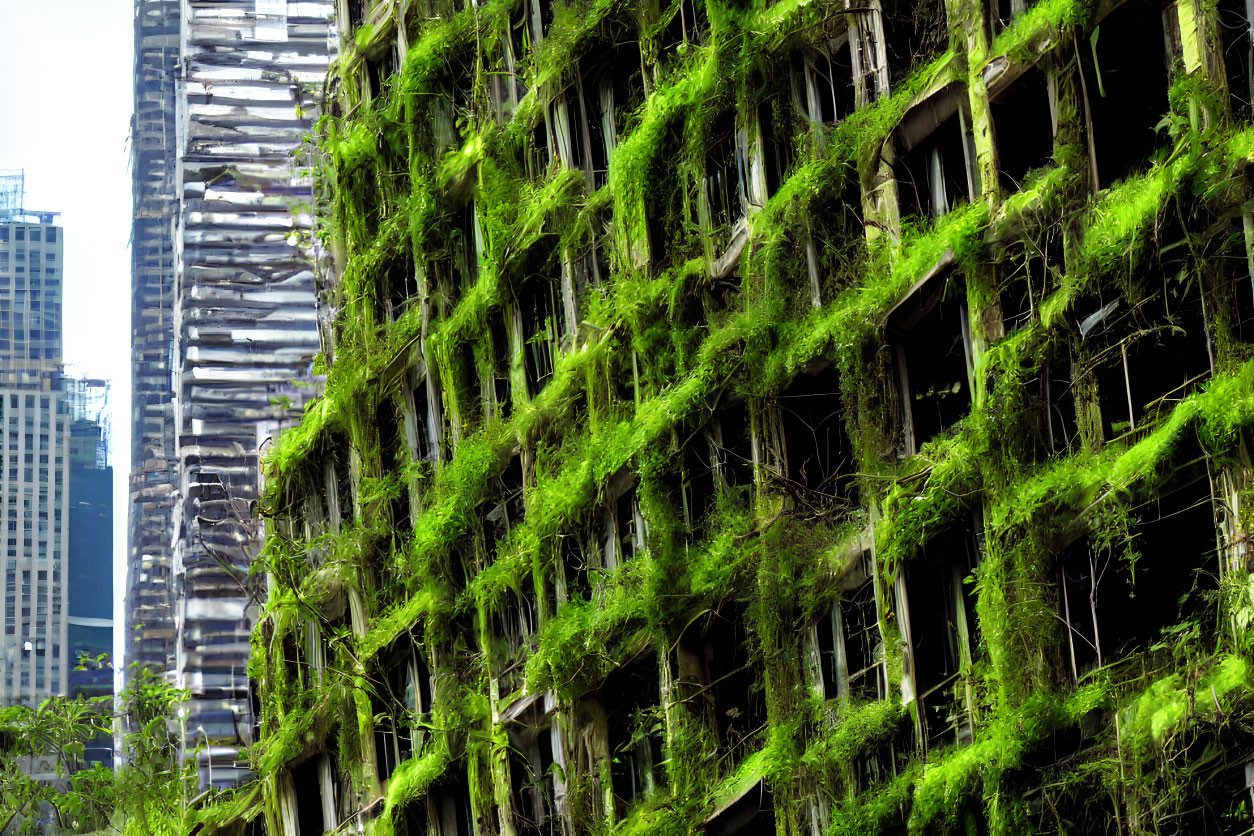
[197,0,1254,832]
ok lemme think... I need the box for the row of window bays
[341,0,1254,370]
[346,0,1254,251]
[276,256,1237,828]
[273,437,1230,835]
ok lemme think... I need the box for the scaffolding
[0,170,23,222]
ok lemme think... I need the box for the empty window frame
[756,97,795,201]
[895,88,980,220]
[701,112,751,241]
[676,607,765,764]
[1080,282,1213,441]
[492,584,539,697]
[403,366,442,464]
[429,771,476,836]
[881,0,948,90]
[678,401,754,532]
[327,435,355,531]
[773,366,853,511]
[1219,0,1254,122]
[1079,0,1172,189]
[552,69,614,190]
[285,759,327,836]
[488,314,513,422]
[602,473,646,571]
[372,635,434,783]
[898,516,982,749]
[603,654,665,818]
[507,701,564,835]
[793,37,856,127]
[989,65,1055,193]
[1061,460,1219,679]
[483,454,526,555]
[556,512,599,606]
[815,550,885,701]
[385,248,419,321]
[887,265,973,455]
[516,278,564,397]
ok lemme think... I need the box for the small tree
[0,663,196,835]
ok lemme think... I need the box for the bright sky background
[0,2,134,678]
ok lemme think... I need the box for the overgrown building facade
[201,0,1254,832]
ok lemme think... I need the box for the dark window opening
[997,239,1060,337]
[492,583,538,697]
[896,95,978,220]
[291,758,325,836]
[775,367,854,512]
[759,99,793,199]
[331,437,354,528]
[680,428,717,532]
[990,66,1054,193]
[795,40,855,125]
[378,395,403,476]
[432,771,475,836]
[559,522,596,605]
[400,798,428,836]
[678,607,765,765]
[817,551,884,701]
[453,201,479,291]
[712,399,754,491]
[703,781,775,836]
[1042,342,1078,458]
[490,315,513,421]
[386,251,418,321]
[612,485,643,565]
[576,69,611,190]
[1219,0,1253,122]
[248,678,262,743]
[1080,0,1171,189]
[518,279,563,397]
[484,454,526,553]
[607,40,646,135]
[881,0,948,90]
[903,517,981,749]
[1061,460,1218,679]
[1081,278,1211,441]
[603,654,665,818]
[507,702,559,835]
[888,269,972,454]
[704,112,749,236]
[405,372,439,464]
[375,635,433,776]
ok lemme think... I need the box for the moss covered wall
[199,0,1254,832]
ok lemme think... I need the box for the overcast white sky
[0,1,134,673]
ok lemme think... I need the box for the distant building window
[13,229,23,241]
[44,228,55,243]
[28,230,39,242]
